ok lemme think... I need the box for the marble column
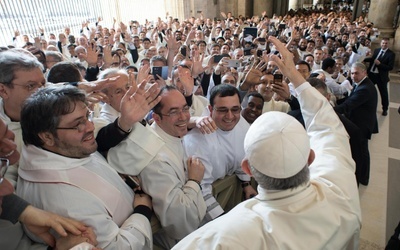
[253,0,273,17]
[368,0,397,37]
[289,0,303,11]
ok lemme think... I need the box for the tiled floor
[359,74,400,249]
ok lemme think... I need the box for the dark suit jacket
[334,77,378,139]
[364,48,395,83]
[288,108,363,173]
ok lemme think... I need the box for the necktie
[351,84,358,96]
[371,50,384,72]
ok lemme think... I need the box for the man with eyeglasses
[0,118,100,250]
[0,49,46,186]
[138,85,206,249]
[17,85,154,249]
[184,84,257,223]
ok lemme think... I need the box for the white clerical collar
[355,76,367,86]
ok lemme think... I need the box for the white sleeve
[140,159,206,240]
[107,123,165,175]
[17,183,152,250]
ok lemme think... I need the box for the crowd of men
[0,5,396,249]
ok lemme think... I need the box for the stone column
[368,0,397,37]
[289,0,303,11]
[253,0,273,18]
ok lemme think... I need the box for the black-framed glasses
[213,106,242,115]
[56,110,94,133]
[0,158,9,184]
[12,82,45,92]
[160,105,190,117]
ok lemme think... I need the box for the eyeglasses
[213,106,242,115]
[0,158,9,184]
[56,110,94,133]
[160,106,190,117]
[12,82,45,92]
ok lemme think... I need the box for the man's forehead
[248,96,263,104]
[161,90,185,106]
[214,94,240,105]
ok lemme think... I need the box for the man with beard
[17,86,153,249]
[297,38,309,60]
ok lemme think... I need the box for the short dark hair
[152,85,178,119]
[209,84,241,107]
[296,60,311,72]
[321,57,335,71]
[47,61,82,83]
[303,54,314,60]
[0,49,43,87]
[243,91,264,108]
[21,86,87,147]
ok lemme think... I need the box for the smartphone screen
[273,73,283,85]
[214,54,230,63]
[243,27,258,42]
[244,48,252,56]
[152,66,169,80]
[180,46,187,56]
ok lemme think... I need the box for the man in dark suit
[334,62,378,185]
[364,38,395,116]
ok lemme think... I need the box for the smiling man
[184,84,257,223]
[241,92,264,124]
[0,49,46,186]
[16,86,153,249]
[139,86,206,249]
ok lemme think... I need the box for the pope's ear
[308,149,315,166]
[38,132,55,147]
[241,159,253,176]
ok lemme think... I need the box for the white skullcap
[244,111,310,179]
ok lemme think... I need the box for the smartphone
[152,66,169,80]
[214,54,229,63]
[315,25,321,30]
[243,27,258,42]
[273,73,283,85]
[125,176,139,190]
[227,59,240,68]
[180,45,187,57]
[244,48,252,56]
[278,24,286,30]
[258,37,266,42]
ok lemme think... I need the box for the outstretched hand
[118,73,161,131]
[19,205,88,247]
[268,36,305,87]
